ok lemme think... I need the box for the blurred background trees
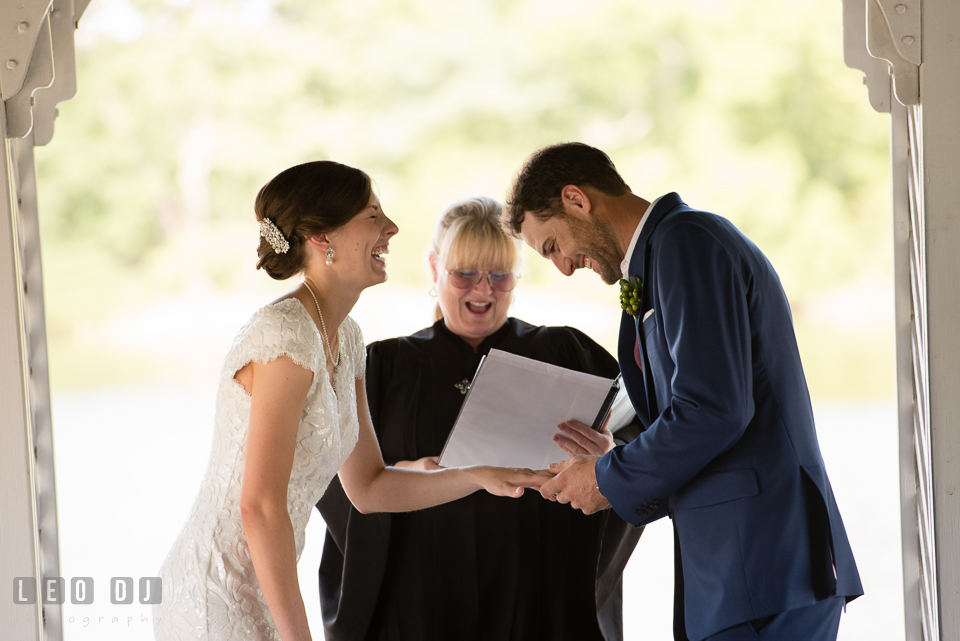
[37,0,892,398]
[39,3,901,639]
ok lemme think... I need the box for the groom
[501,142,862,641]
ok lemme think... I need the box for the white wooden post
[918,1,960,637]
[0,99,46,641]
[844,0,960,639]
[1,0,85,637]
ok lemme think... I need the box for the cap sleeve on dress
[343,315,366,380]
[224,299,320,377]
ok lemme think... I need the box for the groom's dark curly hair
[502,142,631,237]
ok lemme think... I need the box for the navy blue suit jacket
[595,194,862,641]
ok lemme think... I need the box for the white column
[1,0,88,636]
[920,0,960,636]
[846,0,960,638]
[0,100,44,641]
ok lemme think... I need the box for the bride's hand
[392,456,442,471]
[471,466,555,497]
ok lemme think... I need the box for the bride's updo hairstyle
[428,196,521,320]
[255,161,372,280]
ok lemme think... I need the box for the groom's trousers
[703,596,844,641]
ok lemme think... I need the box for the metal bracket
[4,12,55,139]
[867,0,921,105]
[0,0,55,101]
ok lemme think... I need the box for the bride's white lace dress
[154,298,364,641]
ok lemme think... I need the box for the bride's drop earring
[428,285,438,297]
[326,247,335,265]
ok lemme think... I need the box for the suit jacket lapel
[628,192,682,287]
[635,312,659,419]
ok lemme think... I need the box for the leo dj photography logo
[13,577,161,605]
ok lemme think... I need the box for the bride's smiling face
[327,192,399,288]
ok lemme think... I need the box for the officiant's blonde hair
[429,196,520,321]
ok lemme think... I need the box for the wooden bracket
[0,0,55,101]
[867,0,921,105]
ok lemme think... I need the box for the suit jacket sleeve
[597,220,757,525]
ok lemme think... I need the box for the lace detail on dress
[154,299,363,641]
[340,315,366,380]
[223,299,321,377]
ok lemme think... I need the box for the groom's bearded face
[562,214,623,285]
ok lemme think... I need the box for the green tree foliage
[36,0,889,353]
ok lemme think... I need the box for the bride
[153,161,547,641]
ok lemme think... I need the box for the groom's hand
[553,419,615,456]
[539,455,611,514]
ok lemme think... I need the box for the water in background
[53,385,901,641]
[50,283,901,640]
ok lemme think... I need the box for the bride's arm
[338,377,550,514]
[239,355,314,641]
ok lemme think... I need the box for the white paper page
[438,349,616,469]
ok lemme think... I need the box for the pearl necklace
[303,282,339,373]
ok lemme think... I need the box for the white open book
[437,349,621,470]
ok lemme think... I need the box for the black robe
[317,318,643,641]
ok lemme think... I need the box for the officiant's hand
[553,419,615,457]
[540,456,611,514]
[393,456,442,471]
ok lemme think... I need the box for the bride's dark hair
[255,161,372,280]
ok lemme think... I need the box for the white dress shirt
[619,197,659,279]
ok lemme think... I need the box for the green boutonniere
[619,276,642,317]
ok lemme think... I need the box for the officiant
[316,196,643,641]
